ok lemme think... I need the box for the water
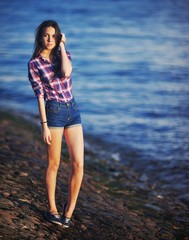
[0,0,189,196]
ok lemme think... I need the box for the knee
[47,159,60,172]
[72,160,84,173]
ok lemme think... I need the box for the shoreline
[0,110,188,239]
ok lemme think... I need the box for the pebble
[0,198,14,209]
[156,195,163,199]
[19,172,28,177]
[3,192,11,198]
[80,224,88,231]
[144,203,162,211]
[18,198,31,204]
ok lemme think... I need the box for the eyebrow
[43,32,56,36]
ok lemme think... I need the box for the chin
[46,45,56,49]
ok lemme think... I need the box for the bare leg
[64,125,84,218]
[46,128,64,214]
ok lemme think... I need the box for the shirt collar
[39,55,57,64]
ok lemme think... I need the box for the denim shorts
[45,98,82,128]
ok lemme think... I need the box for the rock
[3,192,11,198]
[19,172,29,177]
[22,225,29,229]
[18,198,31,204]
[0,210,15,225]
[139,173,148,182]
[80,224,88,231]
[0,197,14,210]
[156,194,163,199]
[144,203,162,211]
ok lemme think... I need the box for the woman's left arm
[59,33,72,77]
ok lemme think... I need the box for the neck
[41,49,52,58]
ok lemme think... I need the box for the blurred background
[0,0,189,198]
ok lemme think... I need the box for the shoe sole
[49,220,62,226]
[62,224,70,228]
[44,213,62,226]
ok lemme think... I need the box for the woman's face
[41,26,57,50]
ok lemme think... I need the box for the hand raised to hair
[60,33,66,46]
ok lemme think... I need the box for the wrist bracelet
[40,121,47,124]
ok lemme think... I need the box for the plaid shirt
[28,51,73,102]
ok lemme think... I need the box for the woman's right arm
[28,61,51,145]
[38,97,51,145]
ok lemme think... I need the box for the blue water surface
[0,0,189,190]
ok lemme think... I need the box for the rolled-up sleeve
[28,61,44,98]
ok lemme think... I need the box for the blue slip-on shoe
[61,215,71,228]
[61,202,71,228]
[44,211,62,226]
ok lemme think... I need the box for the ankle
[64,206,73,218]
[64,210,72,219]
[50,209,58,215]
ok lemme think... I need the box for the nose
[48,36,52,42]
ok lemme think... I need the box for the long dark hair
[31,20,61,59]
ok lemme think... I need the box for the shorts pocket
[47,104,61,113]
[72,101,79,110]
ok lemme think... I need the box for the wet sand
[0,110,188,240]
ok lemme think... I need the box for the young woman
[28,20,84,228]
